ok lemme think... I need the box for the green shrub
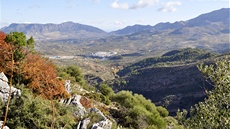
[99,83,114,97]
[156,106,169,117]
[3,88,76,129]
[111,90,167,129]
[177,57,230,128]
[58,65,86,86]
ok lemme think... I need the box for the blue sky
[0,0,229,31]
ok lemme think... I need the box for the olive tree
[177,57,230,128]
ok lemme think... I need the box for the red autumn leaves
[0,31,69,100]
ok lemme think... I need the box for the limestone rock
[64,80,72,94]
[88,108,106,120]
[60,94,87,118]
[0,121,10,129]
[0,72,21,102]
[77,118,90,129]
[72,94,87,117]
[89,108,112,129]
[91,119,112,129]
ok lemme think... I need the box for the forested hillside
[109,48,225,115]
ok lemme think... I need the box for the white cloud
[130,0,159,9]
[158,1,182,12]
[114,20,125,25]
[111,0,159,10]
[111,0,129,9]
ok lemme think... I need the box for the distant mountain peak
[110,24,153,35]
[1,21,107,40]
[111,8,229,35]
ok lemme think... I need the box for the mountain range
[1,21,107,40]
[1,8,229,41]
[111,8,229,35]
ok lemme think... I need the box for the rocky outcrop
[76,108,112,129]
[64,80,72,94]
[88,108,106,120]
[91,119,112,129]
[71,95,87,117]
[61,81,88,117]
[61,80,113,129]
[66,98,112,129]
[0,72,21,102]
[77,118,90,129]
[60,94,87,118]
[0,121,10,129]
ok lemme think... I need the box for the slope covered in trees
[117,48,218,76]
[109,48,222,115]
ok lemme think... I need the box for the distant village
[89,51,118,59]
[47,51,118,60]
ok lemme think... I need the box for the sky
[0,0,229,32]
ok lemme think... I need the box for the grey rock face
[0,72,21,102]
[64,80,72,94]
[88,108,106,120]
[91,119,112,129]
[77,118,91,129]
[61,80,112,129]
[89,108,112,129]
[60,94,87,118]
[71,94,87,117]
[0,121,10,129]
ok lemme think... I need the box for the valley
[1,7,229,122]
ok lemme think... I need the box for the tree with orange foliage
[23,53,70,128]
[23,53,69,100]
[1,31,70,129]
[0,32,35,84]
[0,31,15,129]
[0,32,12,74]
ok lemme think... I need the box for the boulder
[89,108,112,129]
[59,94,87,118]
[0,72,21,102]
[91,119,112,129]
[77,118,90,129]
[0,121,10,129]
[64,80,72,94]
[71,94,87,117]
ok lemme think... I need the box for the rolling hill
[109,48,221,115]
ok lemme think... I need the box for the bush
[177,57,230,128]
[99,83,114,97]
[156,106,169,117]
[111,91,167,129]
[4,87,76,129]
[58,65,86,86]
